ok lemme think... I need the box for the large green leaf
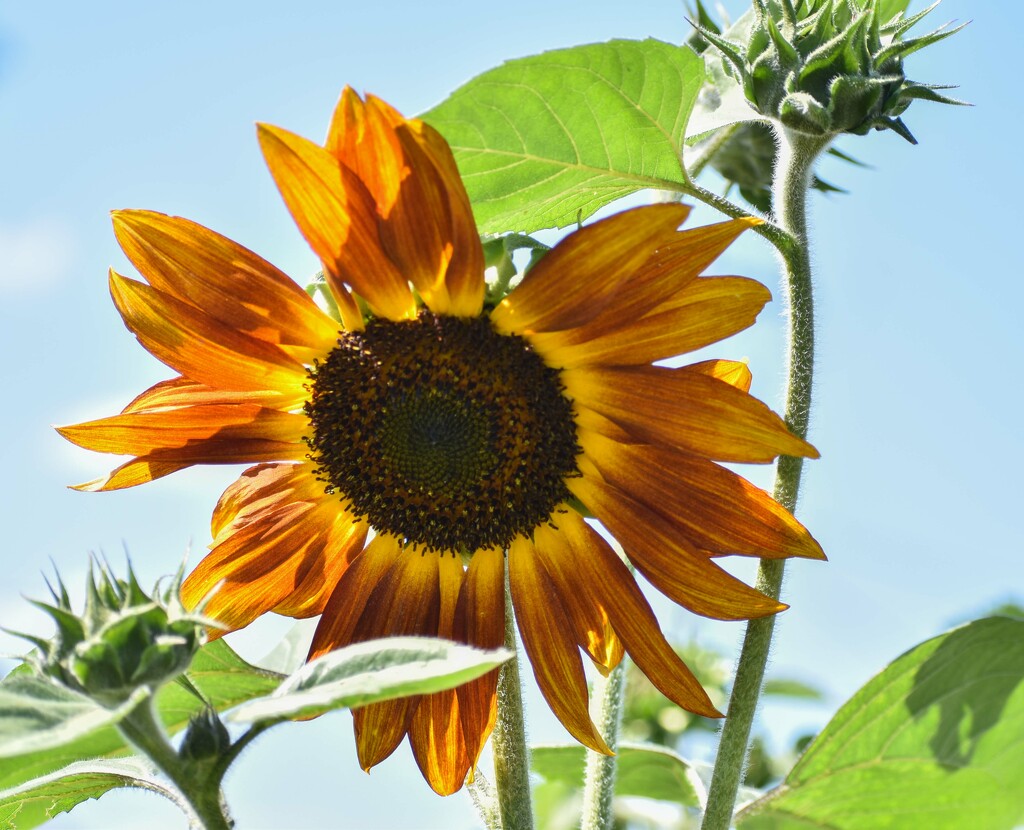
[532,742,703,808]
[0,639,279,794]
[423,39,704,233]
[0,757,179,830]
[228,636,511,725]
[0,679,145,760]
[738,617,1024,830]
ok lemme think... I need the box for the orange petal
[531,276,770,368]
[491,204,692,335]
[122,377,293,413]
[569,470,786,620]
[57,404,307,456]
[257,122,417,322]
[325,90,484,317]
[453,548,504,767]
[507,535,610,754]
[351,549,443,771]
[531,522,623,675]
[210,462,313,541]
[410,688,470,795]
[543,511,720,717]
[180,485,366,635]
[580,430,823,560]
[565,364,818,463]
[684,358,752,392]
[67,438,308,492]
[109,270,307,397]
[111,210,339,360]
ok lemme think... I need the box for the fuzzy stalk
[580,658,628,830]
[491,579,535,830]
[700,126,829,830]
[117,696,232,830]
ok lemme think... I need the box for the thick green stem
[701,127,829,830]
[579,659,627,830]
[491,577,534,830]
[117,697,232,830]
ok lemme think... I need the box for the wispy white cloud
[0,219,75,295]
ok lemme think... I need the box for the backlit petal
[531,276,770,367]
[112,210,339,360]
[508,535,610,754]
[109,270,307,397]
[580,429,824,560]
[569,468,786,620]
[565,364,818,463]
[257,122,417,321]
[491,204,692,335]
[543,511,720,717]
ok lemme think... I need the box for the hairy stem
[117,697,232,830]
[580,659,628,830]
[701,127,829,830]
[491,577,534,830]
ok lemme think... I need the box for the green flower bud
[696,0,967,142]
[19,562,207,706]
[180,708,232,766]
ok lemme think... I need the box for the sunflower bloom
[59,88,823,795]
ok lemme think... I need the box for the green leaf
[738,617,1024,830]
[762,678,825,700]
[423,39,704,233]
[0,638,279,794]
[0,678,145,760]
[228,636,511,725]
[876,0,914,26]
[532,742,703,808]
[0,757,179,830]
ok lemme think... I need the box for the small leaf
[738,617,1024,830]
[0,757,179,830]
[532,742,703,808]
[423,39,704,233]
[228,636,511,725]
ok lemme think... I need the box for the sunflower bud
[180,708,232,766]
[21,562,206,706]
[697,0,966,142]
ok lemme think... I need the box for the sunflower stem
[700,126,828,830]
[117,696,233,830]
[579,658,627,830]
[491,575,534,830]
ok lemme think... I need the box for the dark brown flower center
[305,311,580,552]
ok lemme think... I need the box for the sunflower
[58,88,823,795]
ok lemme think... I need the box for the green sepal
[779,92,832,134]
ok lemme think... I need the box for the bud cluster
[697,0,966,142]
[19,562,207,706]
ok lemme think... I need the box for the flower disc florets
[698,0,966,141]
[305,311,581,553]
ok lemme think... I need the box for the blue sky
[0,1,1018,828]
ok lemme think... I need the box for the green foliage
[228,636,511,725]
[15,563,206,707]
[424,39,704,233]
[738,617,1024,830]
[695,0,967,142]
[0,758,172,830]
[0,638,279,826]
